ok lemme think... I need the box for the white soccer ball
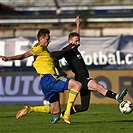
[43,99,50,105]
[119,100,133,114]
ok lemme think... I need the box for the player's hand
[65,43,75,51]
[0,56,9,61]
[76,15,80,27]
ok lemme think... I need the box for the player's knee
[73,81,82,91]
[78,82,82,91]
[74,103,89,112]
[81,105,89,111]
[82,102,90,111]
[69,80,82,91]
[76,82,82,91]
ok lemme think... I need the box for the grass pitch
[0,104,133,133]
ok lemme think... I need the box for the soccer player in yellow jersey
[0,29,82,124]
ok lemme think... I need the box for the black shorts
[76,76,92,96]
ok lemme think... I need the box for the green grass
[0,104,133,133]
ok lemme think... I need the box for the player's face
[40,34,51,46]
[69,36,80,47]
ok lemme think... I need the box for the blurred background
[0,0,133,37]
[0,0,133,105]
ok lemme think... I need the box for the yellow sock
[64,89,79,117]
[30,105,51,113]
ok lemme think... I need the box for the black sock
[61,107,75,115]
[106,90,117,99]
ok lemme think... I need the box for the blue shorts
[40,74,71,103]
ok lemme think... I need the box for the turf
[0,104,133,133]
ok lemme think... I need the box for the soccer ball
[43,99,50,105]
[119,100,133,114]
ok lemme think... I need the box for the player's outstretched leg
[16,106,31,119]
[116,88,128,103]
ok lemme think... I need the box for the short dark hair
[68,32,80,40]
[37,29,50,40]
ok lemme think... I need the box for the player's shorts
[76,75,92,96]
[40,74,71,103]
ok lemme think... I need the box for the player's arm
[51,50,65,60]
[51,43,75,59]
[75,15,80,34]
[0,50,32,61]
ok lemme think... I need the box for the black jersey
[63,47,89,80]
[62,46,91,94]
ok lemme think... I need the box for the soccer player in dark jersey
[51,15,128,123]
